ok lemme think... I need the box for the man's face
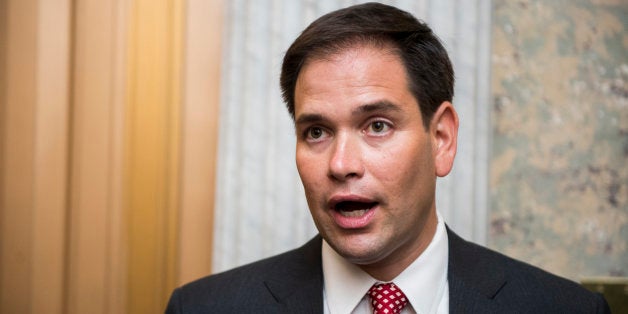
[294,45,451,279]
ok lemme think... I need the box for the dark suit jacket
[166,228,610,313]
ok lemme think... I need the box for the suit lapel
[263,236,325,313]
[447,227,509,312]
[261,229,510,313]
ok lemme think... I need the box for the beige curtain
[0,0,222,313]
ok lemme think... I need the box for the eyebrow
[295,113,325,126]
[295,100,402,126]
[352,100,402,115]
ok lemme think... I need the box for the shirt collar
[322,240,375,313]
[394,213,449,313]
[322,212,449,314]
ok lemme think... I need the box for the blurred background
[0,0,625,313]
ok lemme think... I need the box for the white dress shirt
[322,212,449,314]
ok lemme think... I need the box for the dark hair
[280,2,454,129]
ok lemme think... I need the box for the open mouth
[334,201,378,217]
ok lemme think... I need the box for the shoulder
[165,236,323,314]
[447,228,610,313]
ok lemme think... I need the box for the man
[166,3,610,313]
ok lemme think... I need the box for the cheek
[296,151,324,189]
[296,151,311,177]
[371,141,434,193]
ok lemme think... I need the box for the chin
[327,233,387,264]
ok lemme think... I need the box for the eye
[305,126,328,141]
[367,120,391,135]
[309,127,323,138]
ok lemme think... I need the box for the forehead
[294,45,414,112]
[300,43,402,80]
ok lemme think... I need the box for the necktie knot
[367,282,408,314]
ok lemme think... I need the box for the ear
[430,101,459,177]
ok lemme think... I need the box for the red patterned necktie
[367,282,409,314]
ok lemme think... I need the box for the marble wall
[490,0,627,280]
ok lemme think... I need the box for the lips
[328,195,378,229]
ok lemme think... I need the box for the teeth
[338,209,369,217]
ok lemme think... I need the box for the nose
[328,133,364,181]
